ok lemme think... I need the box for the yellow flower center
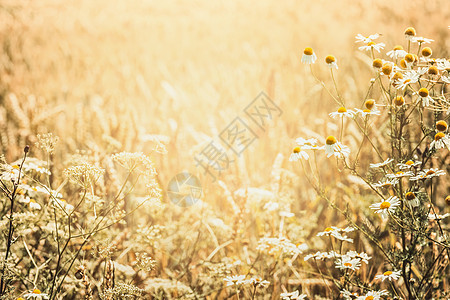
[393,45,404,51]
[428,66,438,75]
[405,53,414,63]
[418,88,429,97]
[422,47,432,57]
[293,147,301,154]
[325,136,337,145]
[364,99,375,109]
[405,192,415,200]
[396,171,404,175]
[392,72,403,80]
[325,55,336,64]
[426,170,435,176]
[434,132,445,141]
[446,195,450,206]
[394,96,405,106]
[363,109,371,113]
[380,201,391,209]
[337,107,347,113]
[367,42,375,46]
[33,289,41,294]
[303,47,313,55]
[365,296,374,300]
[30,199,37,203]
[12,165,20,169]
[324,227,333,232]
[436,120,448,132]
[381,63,392,75]
[399,59,407,69]
[372,58,382,68]
[344,262,352,267]
[405,160,414,165]
[404,27,416,36]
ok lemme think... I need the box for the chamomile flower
[329,107,355,119]
[430,132,450,150]
[325,55,338,69]
[355,108,381,117]
[280,290,307,300]
[411,36,434,44]
[404,27,416,40]
[301,47,317,64]
[23,289,49,300]
[355,33,380,44]
[341,290,359,300]
[324,136,350,158]
[410,168,446,181]
[317,227,354,242]
[405,192,420,207]
[295,138,323,150]
[356,290,389,300]
[289,147,309,161]
[375,270,401,282]
[428,213,450,221]
[370,196,400,218]
[224,275,246,286]
[346,250,371,264]
[436,58,450,70]
[417,87,434,106]
[359,42,385,53]
[386,171,414,179]
[372,178,399,189]
[20,197,42,210]
[304,251,333,261]
[386,45,407,59]
[248,277,270,288]
[369,158,394,168]
[397,160,421,169]
[335,256,361,271]
[53,198,74,212]
[395,70,420,90]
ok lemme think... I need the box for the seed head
[434,132,445,141]
[405,192,415,200]
[394,96,405,106]
[392,72,403,80]
[436,120,448,132]
[422,47,432,57]
[325,136,337,145]
[303,47,314,55]
[404,27,416,37]
[364,99,375,109]
[393,45,404,51]
[399,59,407,69]
[418,88,429,97]
[372,58,382,68]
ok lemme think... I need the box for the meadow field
[0,0,449,299]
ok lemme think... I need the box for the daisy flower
[370,196,400,218]
[325,55,338,69]
[317,227,354,242]
[355,108,381,117]
[375,270,401,282]
[341,290,359,300]
[386,171,414,179]
[404,27,416,40]
[405,191,420,208]
[417,87,434,106]
[428,213,450,221]
[301,47,317,64]
[355,33,380,44]
[436,58,450,70]
[395,70,420,90]
[335,256,361,271]
[369,158,394,168]
[224,275,246,286]
[411,36,434,44]
[20,197,42,210]
[324,136,350,158]
[410,168,446,181]
[295,138,323,150]
[372,178,399,189]
[280,290,307,300]
[23,289,49,300]
[430,132,450,150]
[289,146,309,161]
[304,251,333,261]
[329,107,355,119]
[346,250,371,264]
[386,45,407,59]
[356,290,389,300]
[359,42,385,53]
[397,160,421,169]
[248,277,270,288]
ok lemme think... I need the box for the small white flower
[386,171,414,179]
[373,179,399,189]
[428,213,450,221]
[369,158,394,168]
[430,132,450,150]
[436,58,450,70]
[395,70,420,90]
[23,289,49,300]
[289,147,309,161]
[410,168,446,181]
[301,48,317,64]
[329,107,355,119]
[386,47,407,59]
[375,270,401,282]
[324,136,350,159]
[355,33,380,44]
[224,275,246,286]
[411,36,434,44]
[359,42,385,53]
[397,160,421,169]
[248,277,270,288]
[356,290,389,300]
[355,108,381,117]
[280,290,307,300]
[335,255,361,271]
[369,196,400,218]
